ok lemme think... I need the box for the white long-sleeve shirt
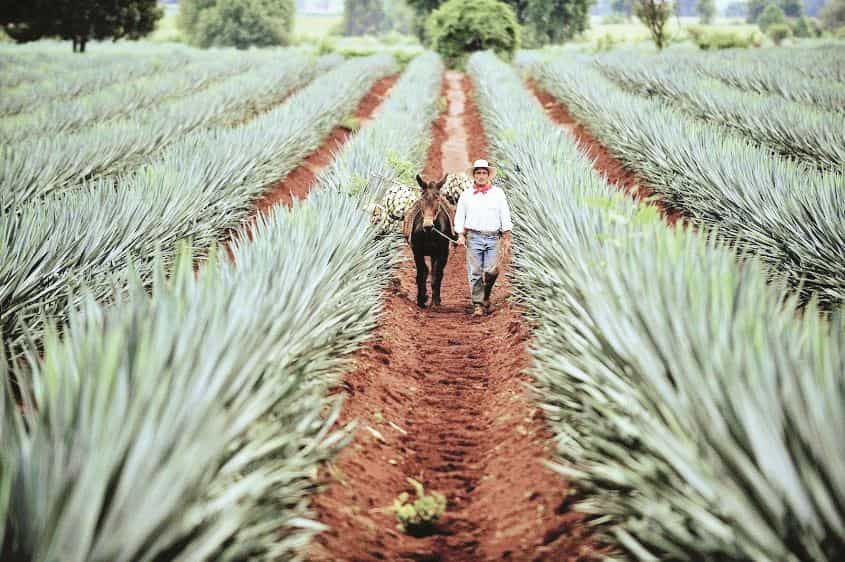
[454,185,513,235]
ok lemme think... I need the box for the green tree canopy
[1,0,161,52]
[758,3,787,30]
[748,0,803,22]
[524,0,593,44]
[409,0,592,45]
[426,0,520,65]
[821,0,845,29]
[635,0,673,49]
[180,0,294,48]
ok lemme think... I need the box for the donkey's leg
[431,250,447,307]
[414,252,430,308]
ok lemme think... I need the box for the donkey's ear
[416,174,426,189]
[436,175,447,190]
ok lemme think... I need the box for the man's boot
[483,271,498,315]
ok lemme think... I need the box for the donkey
[406,174,453,308]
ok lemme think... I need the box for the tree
[524,0,594,43]
[407,0,532,22]
[426,0,520,65]
[344,0,388,34]
[791,15,820,37]
[179,0,217,36]
[409,0,590,45]
[821,0,845,29]
[757,3,786,31]
[767,21,792,42]
[635,0,673,49]
[1,0,162,52]
[698,0,716,22]
[748,0,802,22]
[180,0,295,48]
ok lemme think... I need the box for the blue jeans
[466,231,500,305]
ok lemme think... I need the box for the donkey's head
[416,174,447,230]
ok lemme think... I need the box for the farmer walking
[455,159,513,317]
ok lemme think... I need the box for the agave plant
[0,50,335,209]
[595,57,845,172]
[1,50,444,562]
[470,50,845,562]
[0,55,398,356]
[2,198,388,561]
[529,58,845,310]
[0,51,261,143]
[0,48,195,117]
[691,51,845,114]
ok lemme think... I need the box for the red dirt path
[308,73,604,562]
[254,75,399,214]
[529,82,684,226]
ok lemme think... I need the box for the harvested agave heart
[372,173,471,228]
[383,180,420,221]
[442,172,472,204]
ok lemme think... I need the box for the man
[454,159,513,317]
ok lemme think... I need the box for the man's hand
[457,233,466,247]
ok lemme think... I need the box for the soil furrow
[254,74,398,214]
[309,72,603,562]
[528,81,684,226]
[215,74,398,264]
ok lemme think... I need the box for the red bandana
[473,183,492,195]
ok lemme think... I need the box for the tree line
[1,0,161,52]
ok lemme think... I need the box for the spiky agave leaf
[469,51,845,561]
[595,57,845,172]
[2,50,445,562]
[0,49,326,208]
[530,57,845,310]
[0,55,398,357]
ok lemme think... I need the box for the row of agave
[469,50,845,562]
[0,44,198,116]
[525,57,845,311]
[0,54,395,357]
[595,56,845,172]
[0,50,444,562]
[683,49,845,113]
[712,44,845,84]
[0,50,340,208]
[0,48,142,89]
[0,50,262,143]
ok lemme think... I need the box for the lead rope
[432,225,459,244]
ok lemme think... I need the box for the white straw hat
[468,159,496,179]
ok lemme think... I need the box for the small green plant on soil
[391,478,447,533]
[340,115,361,133]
